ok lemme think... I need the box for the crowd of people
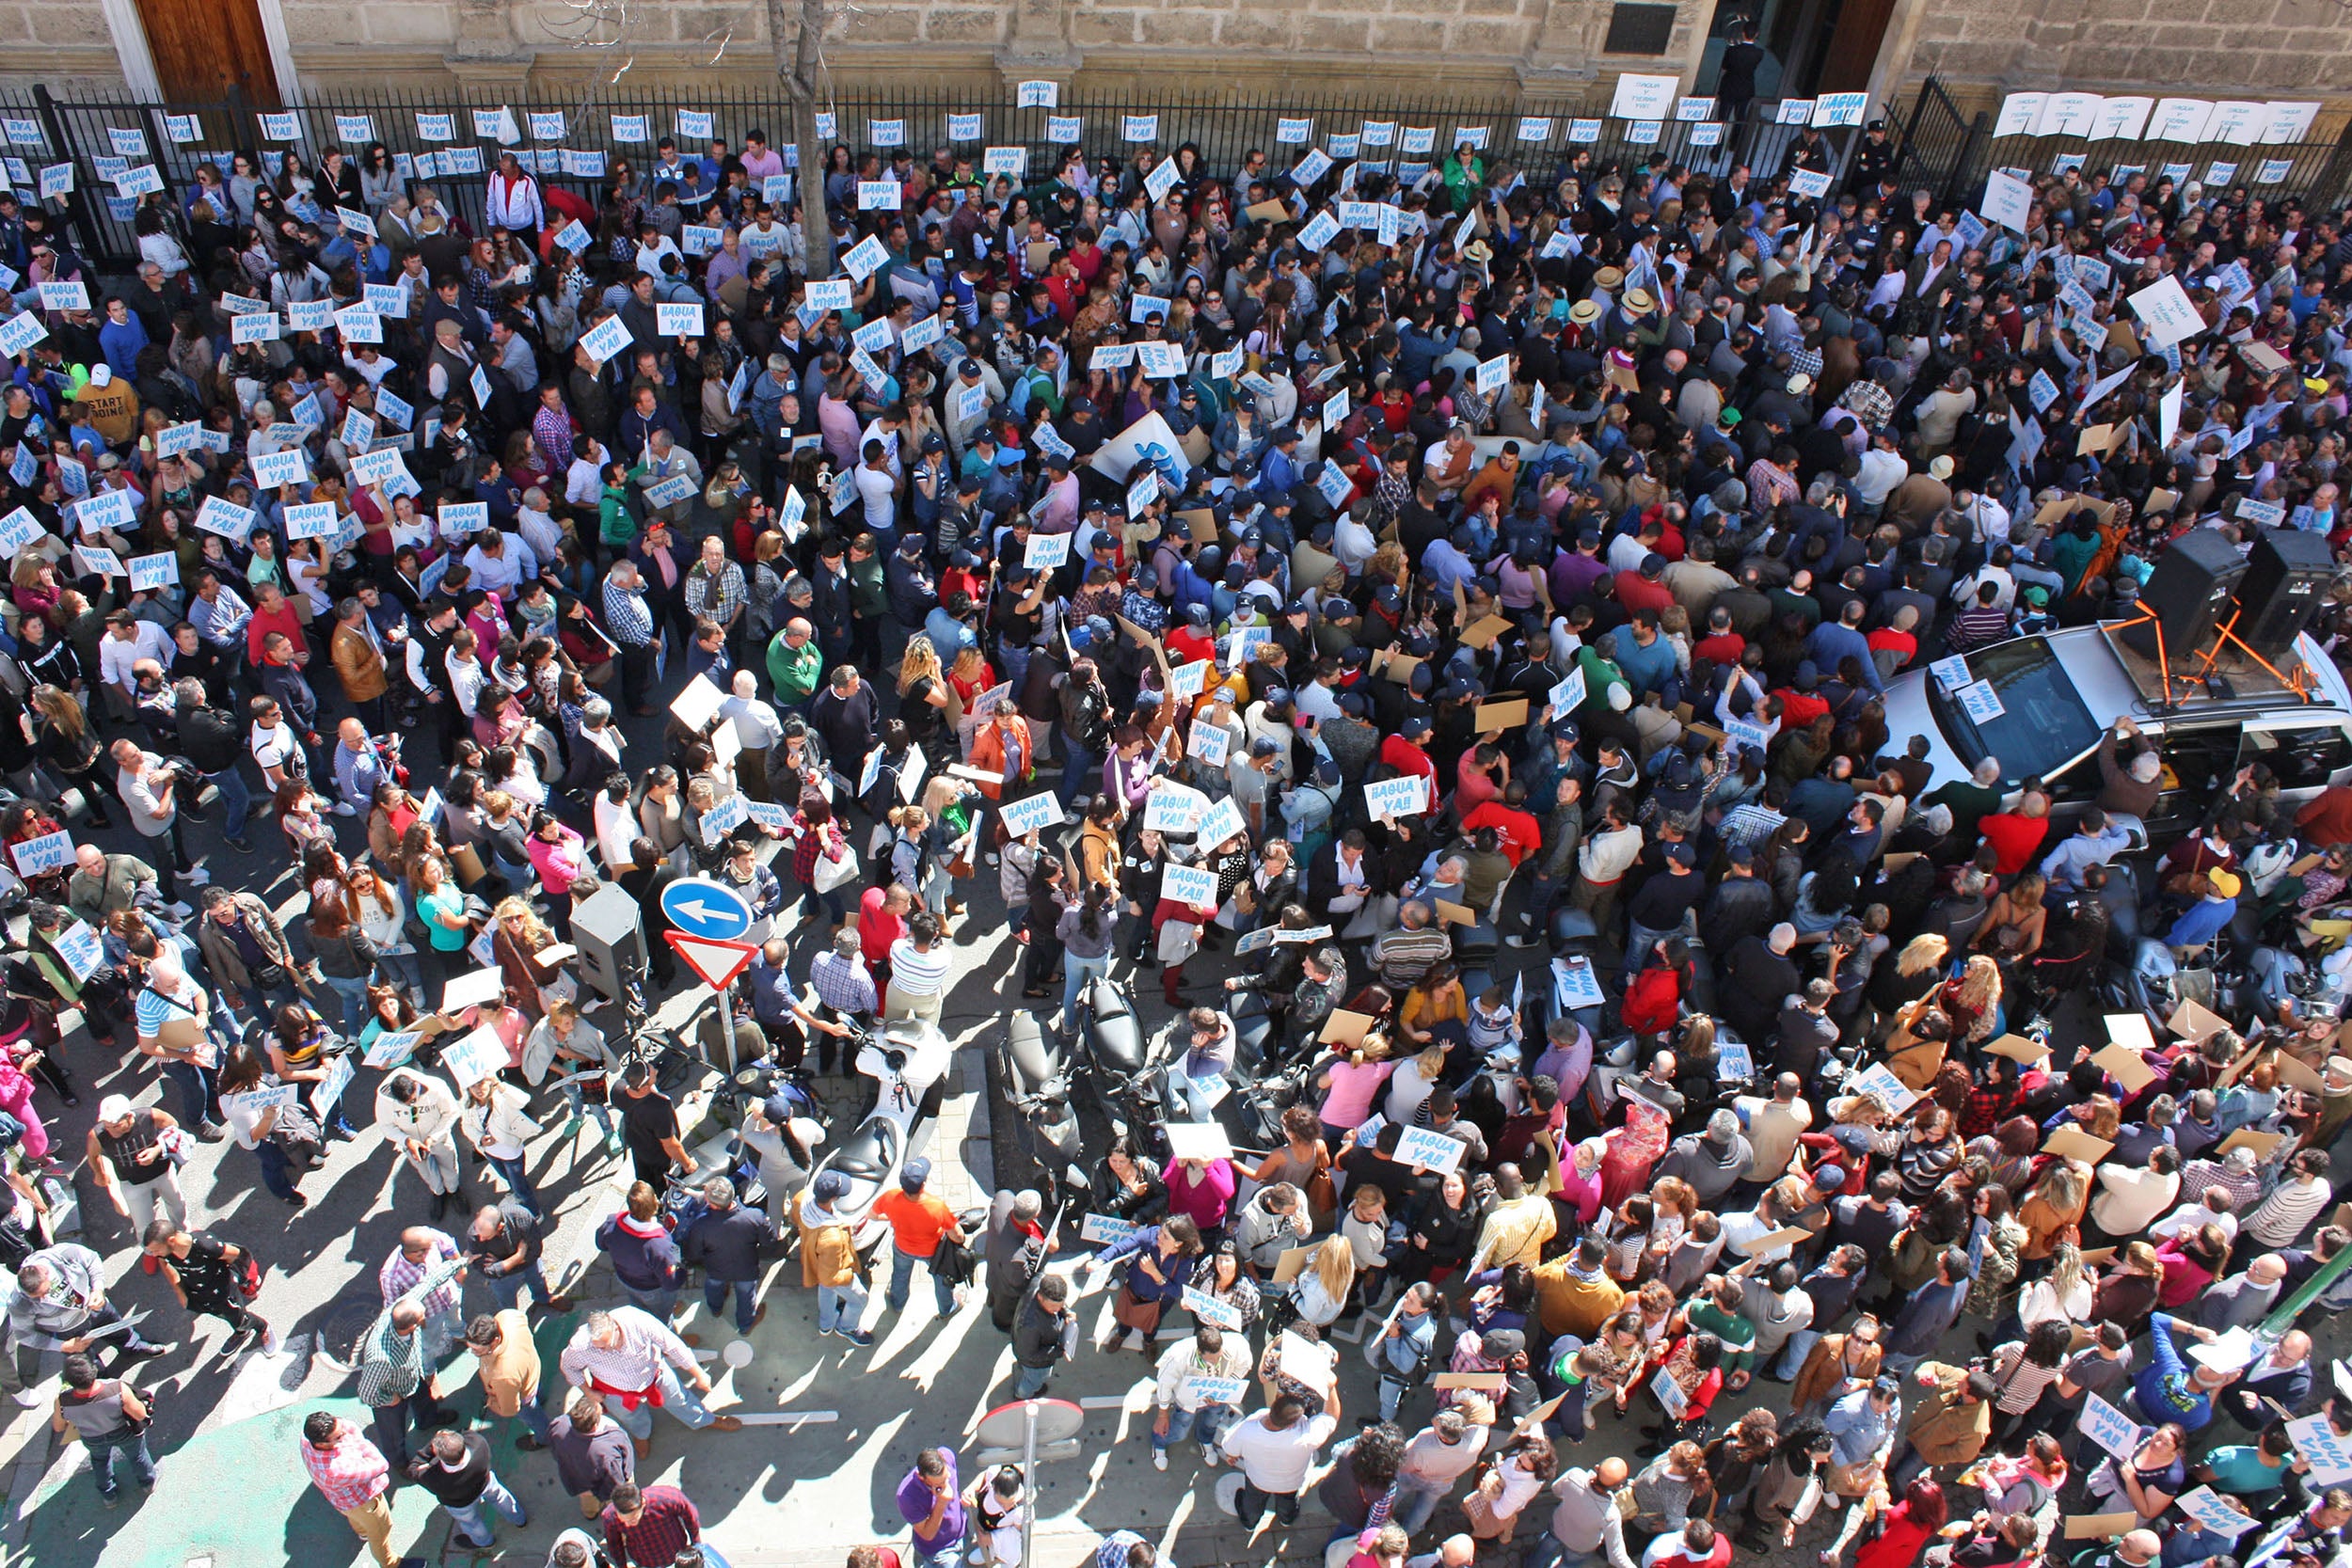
[0,71,2341,1568]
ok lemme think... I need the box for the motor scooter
[995,1002,1092,1216]
[803,1015,955,1252]
[1070,975,1158,1143]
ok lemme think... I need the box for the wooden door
[131,0,280,104]
[1812,0,1897,93]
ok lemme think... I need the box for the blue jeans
[320,973,372,1037]
[795,883,847,925]
[704,1275,760,1333]
[556,1072,617,1138]
[373,947,427,1007]
[504,1392,551,1443]
[1393,1474,1450,1535]
[484,1259,553,1312]
[1062,951,1109,1018]
[205,765,251,841]
[484,1152,540,1215]
[253,1138,299,1200]
[161,1056,218,1130]
[1057,742,1100,805]
[910,1541,964,1568]
[443,1470,527,1546]
[1151,1402,1234,1457]
[81,1430,155,1499]
[818,1280,867,1335]
[887,1244,957,1316]
[1012,1362,1055,1398]
[600,1361,718,1440]
[624,1283,679,1321]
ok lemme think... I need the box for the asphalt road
[0,687,2189,1568]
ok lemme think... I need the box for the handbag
[1156,919,1200,966]
[813,844,862,894]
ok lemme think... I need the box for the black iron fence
[0,81,1870,270]
[1891,74,2352,219]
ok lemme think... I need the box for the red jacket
[1620,964,1681,1036]
[1978,811,2051,877]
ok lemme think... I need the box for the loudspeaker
[2121,527,2247,659]
[2234,528,2336,658]
[570,880,647,1003]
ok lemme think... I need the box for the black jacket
[680,1202,770,1283]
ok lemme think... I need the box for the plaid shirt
[1745,456,1801,514]
[355,1254,465,1407]
[603,579,656,647]
[684,561,748,627]
[300,1426,390,1513]
[604,1484,700,1568]
[378,1231,461,1316]
[1840,380,1896,428]
[809,948,880,1016]
[532,404,576,469]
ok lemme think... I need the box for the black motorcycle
[995,1001,1090,1214]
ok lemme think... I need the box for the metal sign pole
[1020,1400,1039,1568]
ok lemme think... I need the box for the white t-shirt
[1221,1410,1337,1493]
[249,720,300,778]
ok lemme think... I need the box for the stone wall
[3,0,2351,134]
[1909,0,2352,105]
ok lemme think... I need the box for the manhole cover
[317,1297,383,1368]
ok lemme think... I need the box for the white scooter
[804,1015,956,1253]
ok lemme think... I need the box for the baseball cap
[1402,716,1434,738]
[1663,842,1696,868]
[900,1156,931,1193]
[98,1094,135,1123]
[2209,870,2242,897]
[814,1171,850,1202]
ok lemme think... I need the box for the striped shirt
[2244,1173,2330,1248]
[886,937,951,998]
[558,1305,697,1398]
[378,1232,462,1316]
[300,1427,390,1513]
[1372,926,1453,988]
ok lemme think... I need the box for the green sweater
[767,627,823,703]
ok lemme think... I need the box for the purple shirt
[897,1455,965,1550]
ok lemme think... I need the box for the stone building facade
[11,0,2352,135]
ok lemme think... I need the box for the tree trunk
[770,0,834,276]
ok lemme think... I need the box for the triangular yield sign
[663,929,758,990]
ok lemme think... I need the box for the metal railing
[1892,74,2352,216]
[0,81,1865,269]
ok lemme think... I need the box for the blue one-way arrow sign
[659,876,757,942]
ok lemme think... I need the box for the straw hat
[1569,298,1602,325]
[1594,265,1625,289]
[1623,288,1657,316]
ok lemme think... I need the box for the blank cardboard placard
[1986,1033,2048,1064]
[2090,1044,2160,1095]
[1176,507,1217,546]
[2042,1125,2116,1165]
[2104,1013,2158,1053]
[1472,697,1529,731]
[1433,900,1477,927]
[2066,1514,2139,1541]
[441,967,504,1013]
[1432,1370,1506,1390]
[2217,1127,2287,1161]
[2169,998,2231,1045]
[2077,423,2117,455]
[1738,1225,1817,1257]
[1245,198,1290,222]
[1320,1008,1376,1047]
[1278,1329,1336,1393]
[1459,615,1512,649]
[2076,1246,2117,1268]
[2272,1052,2324,1096]
[1163,1121,1235,1164]
[1272,1245,1317,1286]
